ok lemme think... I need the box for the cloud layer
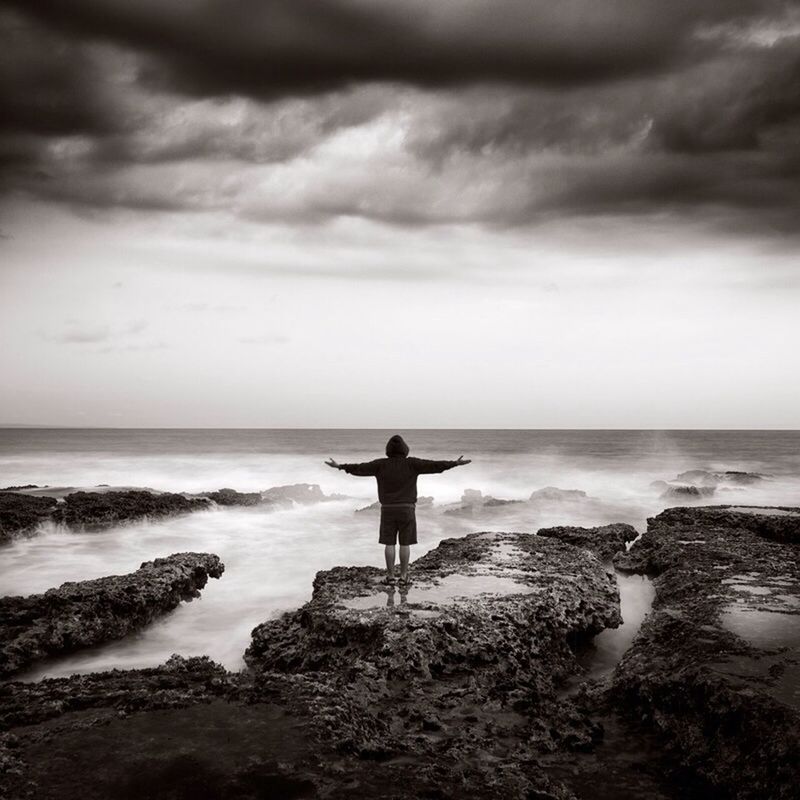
[1,0,798,234]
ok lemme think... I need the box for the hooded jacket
[340,435,460,505]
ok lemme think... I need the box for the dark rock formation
[442,489,521,515]
[537,523,638,562]
[54,490,209,529]
[2,520,745,799]
[0,654,232,731]
[0,553,224,678]
[261,483,327,505]
[0,485,43,491]
[674,469,766,486]
[530,486,588,502]
[611,505,800,799]
[659,484,716,500]
[355,496,433,513]
[203,488,263,506]
[0,493,58,544]
[1,654,572,800]
[244,531,621,797]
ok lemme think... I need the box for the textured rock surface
[0,553,224,677]
[442,488,522,514]
[0,493,58,544]
[1,520,740,800]
[202,488,263,506]
[54,490,209,529]
[530,487,588,502]
[260,483,328,505]
[244,531,621,797]
[537,523,638,562]
[612,506,800,799]
[0,654,572,800]
[674,469,766,486]
[659,484,716,500]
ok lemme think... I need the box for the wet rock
[0,655,232,730]
[612,505,800,799]
[244,531,620,798]
[674,469,766,486]
[0,659,574,800]
[537,523,638,562]
[54,490,209,529]
[443,489,522,515]
[247,531,621,676]
[261,483,327,505]
[530,487,588,502]
[0,553,224,678]
[355,496,433,513]
[0,493,58,544]
[202,488,263,507]
[659,484,716,500]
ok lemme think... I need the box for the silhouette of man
[326,434,471,585]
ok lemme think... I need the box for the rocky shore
[0,500,797,799]
[612,505,800,799]
[0,553,224,678]
[0,482,341,545]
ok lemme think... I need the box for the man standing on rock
[325,435,471,585]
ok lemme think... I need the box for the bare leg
[384,545,396,581]
[399,545,411,582]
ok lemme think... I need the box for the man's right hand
[324,458,341,469]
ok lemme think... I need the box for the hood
[385,434,409,457]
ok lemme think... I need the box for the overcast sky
[1,0,799,428]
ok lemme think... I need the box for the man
[325,434,471,585]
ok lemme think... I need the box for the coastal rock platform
[0,553,224,678]
[536,523,638,562]
[2,506,798,799]
[1,532,628,799]
[612,505,800,799]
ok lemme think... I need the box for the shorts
[379,504,417,546]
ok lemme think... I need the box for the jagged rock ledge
[246,531,620,676]
[0,553,224,678]
[0,493,58,545]
[242,531,621,796]
[0,482,342,545]
[56,491,210,529]
[0,530,626,800]
[611,505,800,799]
[537,523,638,562]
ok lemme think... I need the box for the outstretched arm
[325,458,380,476]
[410,455,471,474]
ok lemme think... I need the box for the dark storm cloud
[0,0,798,235]
[1,0,782,97]
[0,11,116,137]
[650,40,800,154]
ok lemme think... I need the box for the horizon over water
[2,428,799,680]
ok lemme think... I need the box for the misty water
[2,429,800,680]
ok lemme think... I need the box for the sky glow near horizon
[1,1,799,428]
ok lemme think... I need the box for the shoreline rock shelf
[0,553,224,678]
[536,523,638,562]
[0,482,342,544]
[612,505,800,799]
[0,504,798,798]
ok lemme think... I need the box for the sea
[1,428,798,680]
